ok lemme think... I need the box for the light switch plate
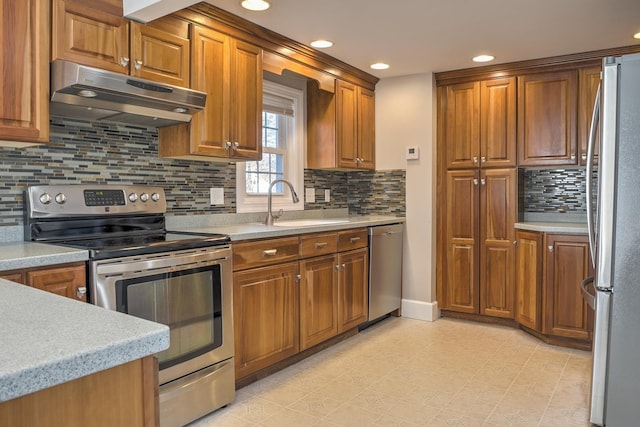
[210,188,224,205]
[324,189,331,202]
[305,187,315,203]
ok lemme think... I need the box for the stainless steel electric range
[25,184,235,427]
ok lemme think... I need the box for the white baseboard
[400,299,440,322]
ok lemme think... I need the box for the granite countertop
[0,279,169,402]
[170,215,405,241]
[0,242,88,271]
[515,222,588,234]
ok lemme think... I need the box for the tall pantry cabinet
[440,77,517,318]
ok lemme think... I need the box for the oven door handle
[96,249,230,276]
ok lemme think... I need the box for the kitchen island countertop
[0,241,88,271]
[0,279,169,402]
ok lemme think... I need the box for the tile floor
[191,317,591,426]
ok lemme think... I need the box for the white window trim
[236,80,305,213]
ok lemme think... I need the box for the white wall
[375,73,439,321]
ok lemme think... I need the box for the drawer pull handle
[349,237,361,243]
[263,249,278,256]
[315,242,328,249]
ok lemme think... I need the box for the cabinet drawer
[233,237,300,271]
[300,233,338,258]
[338,229,368,251]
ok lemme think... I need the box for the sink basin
[271,219,350,227]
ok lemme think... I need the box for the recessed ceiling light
[241,0,270,11]
[310,40,333,49]
[370,62,390,70]
[473,55,495,63]
[634,32,640,40]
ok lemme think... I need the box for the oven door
[90,245,234,385]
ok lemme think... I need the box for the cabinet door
[515,230,543,331]
[188,24,230,157]
[445,170,479,313]
[337,248,368,332]
[336,80,359,168]
[299,255,338,350]
[357,87,376,169]
[445,82,480,169]
[0,0,49,143]
[129,17,190,87]
[480,78,516,167]
[543,234,593,340]
[233,262,299,379]
[27,264,86,302]
[480,169,516,318]
[517,71,578,166]
[229,39,263,160]
[578,66,601,166]
[52,0,129,73]
[0,272,26,285]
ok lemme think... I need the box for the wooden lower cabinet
[337,248,368,332]
[515,230,543,331]
[0,262,87,302]
[543,234,593,341]
[233,261,300,379]
[515,231,593,348]
[299,254,338,350]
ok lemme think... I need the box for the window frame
[236,80,305,213]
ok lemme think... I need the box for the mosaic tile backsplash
[521,168,596,214]
[0,118,405,226]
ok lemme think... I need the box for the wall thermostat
[406,146,420,160]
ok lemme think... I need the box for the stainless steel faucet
[265,179,300,225]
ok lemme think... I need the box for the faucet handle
[273,209,284,219]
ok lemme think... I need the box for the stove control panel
[26,185,167,218]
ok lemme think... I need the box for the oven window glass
[116,265,222,370]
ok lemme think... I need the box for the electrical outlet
[324,189,330,202]
[305,187,315,203]
[210,188,224,205]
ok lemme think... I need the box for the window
[236,80,305,213]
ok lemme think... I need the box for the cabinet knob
[472,156,478,164]
[233,141,239,150]
[335,265,340,271]
[481,156,486,163]
[76,287,87,300]
[480,178,486,186]
[224,141,232,150]
[473,179,479,186]
[314,242,328,249]
[341,263,346,271]
[349,237,361,243]
[513,241,518,246]
[120,56,130,67]
[548,245,554,252]
[570,154,576,160]
[263,249,278,256]
[295,274,301,282]
[581,153,588,161]
[134,59,143,70]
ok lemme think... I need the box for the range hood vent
[50,60,206,127]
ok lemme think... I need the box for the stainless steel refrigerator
[584,52,640,426]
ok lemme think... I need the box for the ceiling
[198,0,640,78]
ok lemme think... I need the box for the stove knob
[55,193,67,204]
[151,193,160,202]
[39,193,52,205]
[140,193,149,202]
[128,193,138,202]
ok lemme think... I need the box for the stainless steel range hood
[50,60,206,127]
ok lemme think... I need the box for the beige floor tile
[193,317,591,427]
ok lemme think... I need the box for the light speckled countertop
[0,242,88,271]
[0,279,169,402]
[515,222,588,234]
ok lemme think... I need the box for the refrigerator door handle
[586,83,601,268]
[580,276,596,310]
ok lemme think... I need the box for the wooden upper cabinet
[578,66,601,166]
[543,234,593,341]
[480,78,516,167]
[0,0,49,144]
[52,0,129,73]
[515,230,543,331]
[158,25,262,161]
[53,0,190,87]
[445,78,515,169]
[479,168,516,318]
[129,17,190,87]
[445,82,480,169]
[308,80,375,170]
[517,70,578,166]
[444,169,480,313]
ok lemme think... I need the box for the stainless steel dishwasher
[368,223,404,321]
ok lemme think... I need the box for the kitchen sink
[271,219,350,227]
